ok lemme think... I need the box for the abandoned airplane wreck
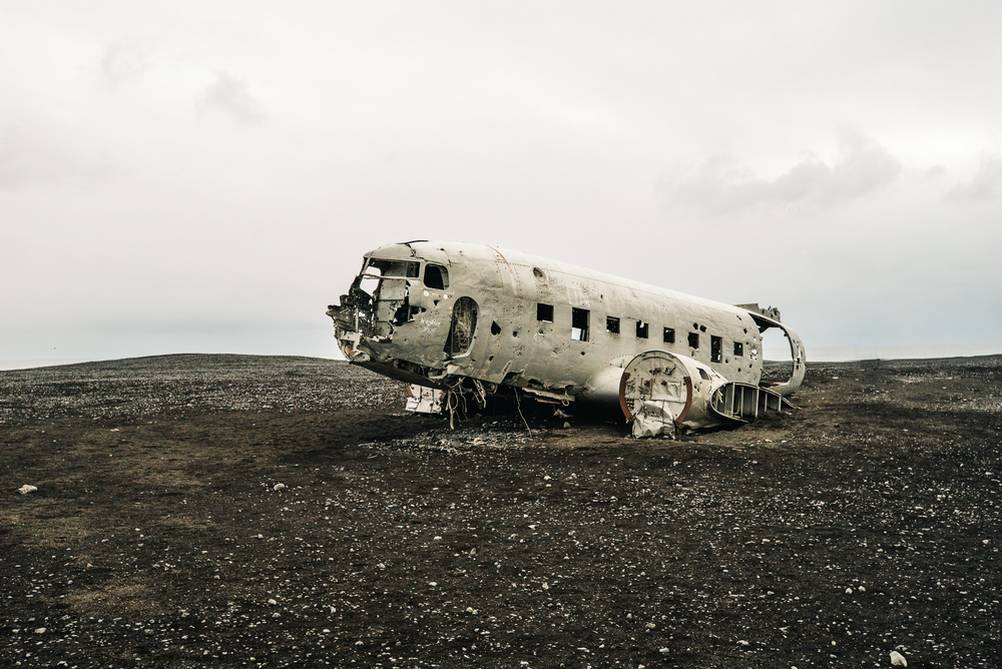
[327,241,805,437]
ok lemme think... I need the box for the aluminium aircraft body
[328,241,805,436]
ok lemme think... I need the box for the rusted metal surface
[327,241,806,435]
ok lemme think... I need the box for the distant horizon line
[3,350,1001,372]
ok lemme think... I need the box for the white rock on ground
[272,483,286,492]
[18,484,38,495]
[889,650,908,667]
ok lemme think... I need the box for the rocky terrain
[1,353,1000,668]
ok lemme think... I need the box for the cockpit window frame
[424,263,450,290]
[365,257,420,278]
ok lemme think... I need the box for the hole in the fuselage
[710,335,723,363]
[443,296,478,358]
[571,307,590,342]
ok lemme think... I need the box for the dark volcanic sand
[1,354,1000,668]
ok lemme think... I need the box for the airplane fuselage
[328,241,805,432]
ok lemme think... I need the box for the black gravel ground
[1,354,1000,668]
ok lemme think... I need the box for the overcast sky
[2,1,1001,368]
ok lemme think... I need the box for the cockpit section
[326,248,459,377]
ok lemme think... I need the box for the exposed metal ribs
[710,382,792,424]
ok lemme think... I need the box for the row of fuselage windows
[536,302,745,363]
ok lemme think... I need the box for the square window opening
[636,320,649,339]
[733,342,744,356]
[663,327,675,344]
[606,316,620,334]
[688,332,700,349]
[710,335,723,363]
[536,303,554,322]
[571,308,590,342]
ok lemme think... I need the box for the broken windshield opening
[355,258,420,298]
[370,258,420,277]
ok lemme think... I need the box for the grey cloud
[667,132,902,213]
[197,72,264,124]
[99,43,149,90]
[948,154,1002,202]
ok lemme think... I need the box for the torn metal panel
[405,384,445,414]
[327,241,807,435]
[631,401,678,439]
